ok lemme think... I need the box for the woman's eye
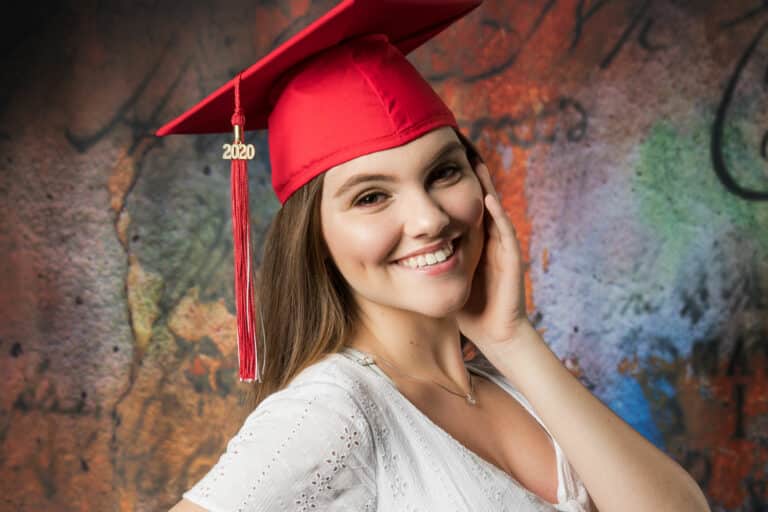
[431,164,462,182]
[354,192,387,207]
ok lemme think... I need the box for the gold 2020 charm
[222,142,255,160]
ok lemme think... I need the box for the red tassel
[230,74,259,382]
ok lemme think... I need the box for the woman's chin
[401,288,472,318]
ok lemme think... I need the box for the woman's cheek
[341,216,399,265]
[452,181,485,228]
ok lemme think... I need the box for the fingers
[476,163,518,247]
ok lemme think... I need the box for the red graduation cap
[156,0,483,382]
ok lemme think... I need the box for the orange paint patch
[167,287,238,356]
[189,354,224,391]
[709,441,765,508]
[477,107,543,322]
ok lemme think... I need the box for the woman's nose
[401,191,450,239]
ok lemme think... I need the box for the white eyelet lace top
[183,347,593,511]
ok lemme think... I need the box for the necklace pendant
[466,394,477,405]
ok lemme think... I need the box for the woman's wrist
[476,319,551,384]
[478,317,539,351]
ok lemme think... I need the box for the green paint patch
[633,120,768,280]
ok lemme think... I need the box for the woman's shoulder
[289,350,361,385]
[275,350,369,393]
[253,351,381,425]
[181,352,378,511]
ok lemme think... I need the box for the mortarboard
[156,0,483,382]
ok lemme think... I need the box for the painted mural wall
[1,0,766,510]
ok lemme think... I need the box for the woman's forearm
[481,321,710,512]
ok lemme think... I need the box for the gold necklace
[353,349,477,406]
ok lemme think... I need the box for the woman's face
[319,126,485,319]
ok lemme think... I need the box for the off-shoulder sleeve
[182,381,377,511]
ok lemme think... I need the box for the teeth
[399,240,455,269]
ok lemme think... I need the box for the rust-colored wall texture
[1,0,766,510]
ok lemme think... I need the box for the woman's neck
[345,304,470,392]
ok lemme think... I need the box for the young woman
[169,123,709,511]
[162,2,711,511]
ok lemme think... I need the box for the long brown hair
[246,128,484,409]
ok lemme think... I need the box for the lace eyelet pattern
[184,353,593,511]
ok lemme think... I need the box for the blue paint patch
[654,375,676,399]
[607,374,666,450]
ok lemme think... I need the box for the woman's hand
[456,162,531,351]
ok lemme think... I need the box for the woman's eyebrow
[333,173,397,198]
[333,140,465,198]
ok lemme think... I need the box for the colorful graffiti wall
[0,0,766,510]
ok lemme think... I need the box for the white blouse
[183,346,592,511]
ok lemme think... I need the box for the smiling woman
[160,1,709,511]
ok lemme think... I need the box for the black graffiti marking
[732,383,746,440]
[691,336,719,378]
[468,97,588,148]
[458,19,522,82]
[471,0,557,82]
[570,0,615,51]
[569,0,665,68]
[637,17,667,51]
[620,291,662,316]
[426,0,557,83]
[438,0,670,81]
[679,273,709,325]
[711,19,768,201]
[600,0,651,68]
[726,335,748,376]
[495,0,560,77]
[64,37,186,157]
[720,3,768,30]
[726,335,747,438]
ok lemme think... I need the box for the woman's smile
[391,236,463,276]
